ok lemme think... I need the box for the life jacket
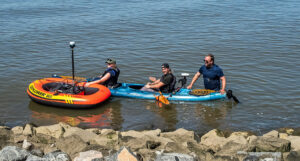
[101,67,120,87]
[160,73,176,93]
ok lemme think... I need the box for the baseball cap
[161,63,170,68]
[105,58,116,64]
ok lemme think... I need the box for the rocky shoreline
[0,122,299,161]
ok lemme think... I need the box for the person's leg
[140,86,156,92]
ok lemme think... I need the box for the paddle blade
[189,89,216,96]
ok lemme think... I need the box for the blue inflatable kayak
[110,83,226,102]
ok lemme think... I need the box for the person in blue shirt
[187,54,226,94]
[85,58,120,88]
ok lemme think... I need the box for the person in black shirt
[85,58,120,88]
[141,63,176,93]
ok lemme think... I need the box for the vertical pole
[69,41,76,80]
[71,48,75,80]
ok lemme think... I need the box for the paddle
[226,90,240,103]
[155,91,170,105]
[189,89,216,96]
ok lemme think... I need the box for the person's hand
[84,82,90,87]
[149,77,156,82]
[187,84,192,89]
[220,89,225,94]
[145,84,151,88]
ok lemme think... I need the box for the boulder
[101,129,116,135]
[73,150,103,161]
[22,139,32,150]
[35,124,64,139]
[93,131,120,149]
[26,155,46,161]
[215,141,253,157]
[86,128,101,135]
[263,130,279,138]
[283,150,300,161]
[105,147,138,161]
[155,151,195,161]
[0,129,13,148]
[284,136,300,151]
[0,146,31,161]
[161,128,198,142]
[121,129,161,138]
[279,133,288,139]
[23,124,34,136]
[254,136,291,152]
[43,150,71,161]
[56,135,88,159]
[63,126,98,143]
[11,126,23,135]
[200,129,227,152]
[120,135,173,152]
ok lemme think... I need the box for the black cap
[161,63,170,68]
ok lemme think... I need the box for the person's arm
[220,76,226,94]
[145,81,165,89]
[85,73,111,86]
[187,72,201,89]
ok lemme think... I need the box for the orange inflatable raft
[27,78,111,108]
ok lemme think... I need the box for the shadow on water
[28,99,124,130]
[145,101,178,132]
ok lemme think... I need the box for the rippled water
[1,0,300,134]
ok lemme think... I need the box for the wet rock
[11,126,23,135]
[35,124,64,139]
[255,136,291,152]
[105,147,138,161]
[263,130,279,138]
[0,146,31,161]
[23,124,34,136]
[73,150,103,161]
[43,150,71,161]
[155,151,195,161]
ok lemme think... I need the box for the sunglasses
[203,60,210,63]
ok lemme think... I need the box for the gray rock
[30,149,44,157]
[0,146,31,161]
[283,150,300,161]
[43,150,71,161]
[26,155,46,161]
[155,152,195,161]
